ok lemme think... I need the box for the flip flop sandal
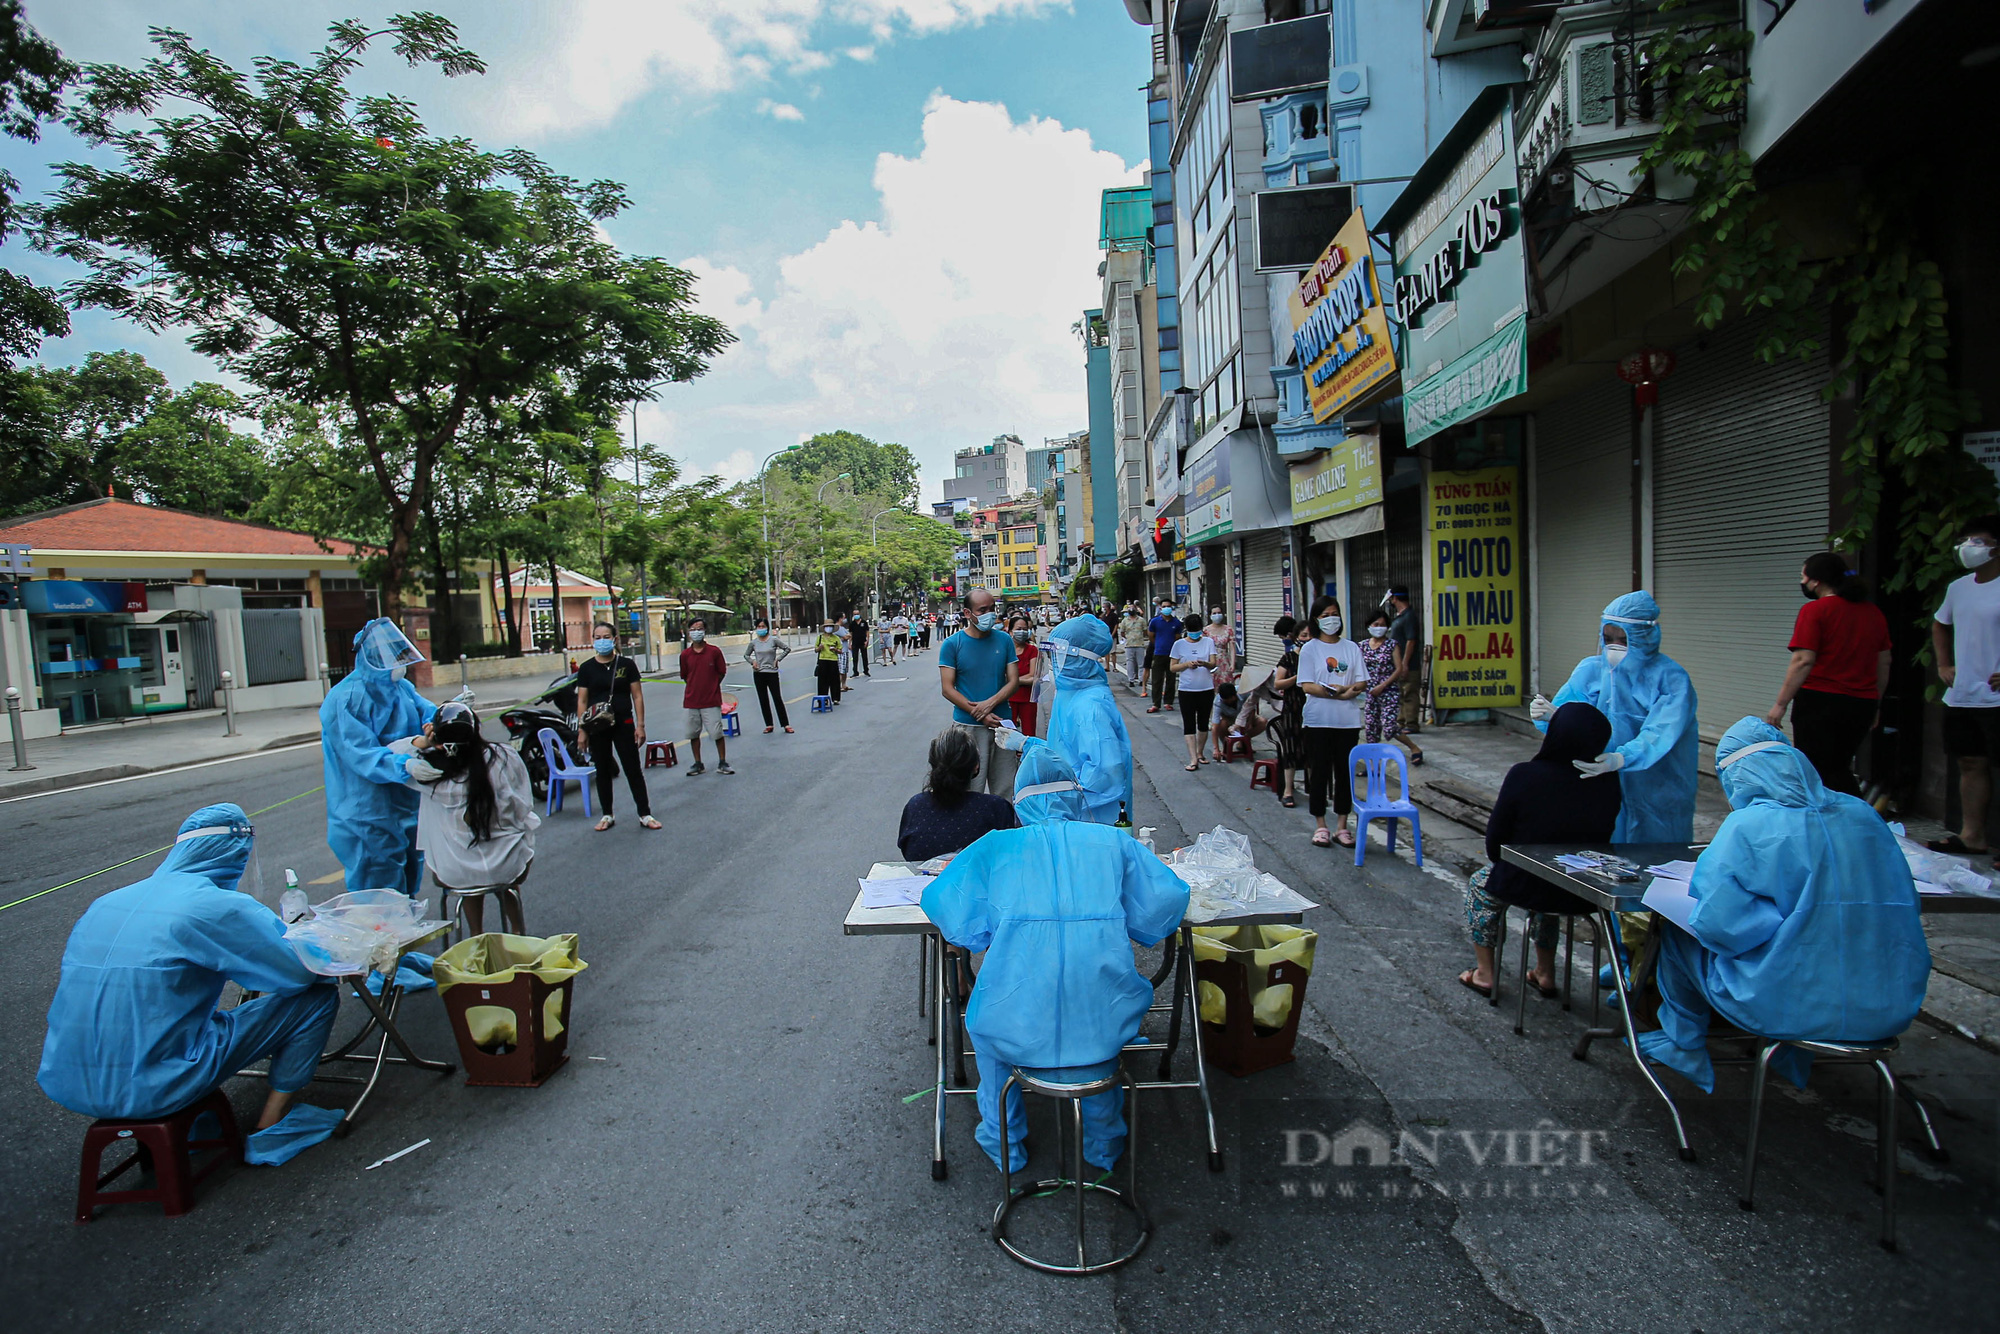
[594,816,615,832]
[1458,971,1494,999]
[1927,834,1988,854]
[1311,828,1332,847]
[764,726,775,734]
[783,726,795,734]
[1334,830,1356,848]
[1281,795,1297,808]
[1185,762,1200,772]
[638,815,662,830]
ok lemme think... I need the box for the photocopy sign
[1387,93,1528,446]
[1287,208,1397,424]
[1184,445,1233,545]
[1288,434,1382,525]
[1427,466,1522,708]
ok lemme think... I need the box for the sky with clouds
[1,1,1153,501]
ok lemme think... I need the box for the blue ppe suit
[38,804,341,1121]
[320,618,435,894]
[1640,719,1931,1092]
[1046,614,1134,825]
[1540,591,1699,842]
[923,741,1189,1171]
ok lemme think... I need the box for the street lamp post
[868,507,903,626]
[816,473,851,625]
[629,380,682,672]
[756,445,801,631]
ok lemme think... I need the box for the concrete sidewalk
[0,667,571,802]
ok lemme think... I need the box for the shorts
[1942,704,2000,758]
[685,706,723,739]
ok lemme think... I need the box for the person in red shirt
[679,618,732,776]
[1765,552,1891,797]
[1005,613,1039,737]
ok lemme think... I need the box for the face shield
[173,816,269,905]
[354,618,426,674]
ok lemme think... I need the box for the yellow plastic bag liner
[1190,924,1317,1029]
[435,933,588,1048]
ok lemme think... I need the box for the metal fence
[242,608,309,685]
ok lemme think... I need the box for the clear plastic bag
[1892,833,1998,896]
[283,914,381,976]
[283,888,447,975]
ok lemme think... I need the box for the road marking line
[0,740,325,805]
[308,870,345,885]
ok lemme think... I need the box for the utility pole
[816,473,851,625]
[757,445,801,630]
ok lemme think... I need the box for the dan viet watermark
[1263,1112,1618,1210]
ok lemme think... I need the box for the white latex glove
[405,755,444,782]
[1573,752,1625,779]
[1529,694,1555,722]
[994,725,1027,752]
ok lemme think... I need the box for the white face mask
[1318,616,1341,636]
[688,629,705,643]
[1603,644,1629,669]
[1367,625,1388,638]
[1959,539,1995,570]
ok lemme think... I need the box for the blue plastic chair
[1349,743,1422,867]
[539,728,596,818]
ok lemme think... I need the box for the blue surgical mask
[688,629,705,644]
[756,628,770,638]
[976,612,998,631]
[593,638,615,656]
[1186,629,1203,641]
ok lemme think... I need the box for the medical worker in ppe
[321,617,436,895]
[922,740,1188,1171]
[1531,591,1699,842]
[38,804,341,1132]
[1027,613,1135,824]
[1636,718,1930,1092]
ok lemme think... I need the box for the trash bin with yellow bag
[1190,924,1316,1078]
[434,934,588,1087]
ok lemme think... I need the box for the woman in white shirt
[1295,595,1369,848]
[398,702,539,933]
[1169,613,1219,770]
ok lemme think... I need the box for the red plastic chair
[76,1090,242,1223]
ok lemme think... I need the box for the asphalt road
[1,650,1996,1332]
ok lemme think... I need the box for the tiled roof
[0,498,368,557]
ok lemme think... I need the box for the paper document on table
[1917,883,1952,896]
[1644,860,1699,881]
[859,875,932,909]
[1641,875,1697,932]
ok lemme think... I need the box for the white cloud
[471,0,1066,137]
[756,99,808,122]
[657,94,1141,500]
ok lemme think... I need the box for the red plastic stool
[644,741,677,768]
[76,1089,242,1223]
[1220,733,1253,762]
[1249,758,1280,793]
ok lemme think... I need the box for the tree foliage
[0,0,73,364]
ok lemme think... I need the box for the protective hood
[1714,716,1829,812]
[159,802,254,889]
[1535,702,1612,765]
[1013,738,1090,825]
[1601,591,1662,660]
[1049,614,1113,684]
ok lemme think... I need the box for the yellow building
[993,505,1044,601]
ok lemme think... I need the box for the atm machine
[128,623,188,713]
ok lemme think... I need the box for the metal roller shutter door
[1653,314,1830,739]
[1241,532,1288,668]
[1532,376,1633,692]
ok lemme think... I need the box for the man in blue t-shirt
[1147,600,1182,713]
[938,588,1022,795]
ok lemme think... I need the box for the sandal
[1185,762,1199,772]
[1334,829,1356,848]
[1408,749,1425,767]
[638,815,662,830]
[1311,827,1332,847]
[1281,795,1297,808]
[1458,970,1494,999]
[1927,834,1988,855]
[764,726,774,734]
[594,816,615,832]
[783,726,794,734]
[1527,972,1559,1000]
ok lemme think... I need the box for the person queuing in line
[1005,612,1041,738]
[744,616,794,735]
[1297,595,1368,848]
[893,610,912,661]
[1383,585,1424,757]
[679,617,732,776]
[1240,617,1306,807]
[835,613,853,692]
[848,609,872,680]
[576,622,660,831]
[1206,604,1238,694]
[1456,703,1620,998]
[398,701,538,934]
[814,618,845,706]
[921,739,1187,1175]
[1170,612,1220,771]
[1530,591,1699,843]
[38,805,343,1153]
[1929,516,2000,860]
[1640,718,1930,1094]
[1766,551,1890,798]
[897,727,1019,862]
[937,587,1021,796]
[1118,603,1150,692]
[320,617,434,894]
[1359,605,1420,765]
[1146,599,1182,714]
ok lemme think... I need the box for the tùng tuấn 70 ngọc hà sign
[1427,465,1521,708]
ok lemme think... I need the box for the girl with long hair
[401,702,539,933]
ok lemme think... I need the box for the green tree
[0,0,72,365]
[771,430,921,506]
[39,14,731,618]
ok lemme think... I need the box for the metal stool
[810,694,832,713]
[1220,733,1253,762]
[644,741,677,768]
[1490,907,1592,1035]
[993,1063,1149,1275]
[434,866,528,947]
[1248,757,1280,792]
[1740,1036,1922,1251]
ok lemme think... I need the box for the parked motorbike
[499,673,581,800]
